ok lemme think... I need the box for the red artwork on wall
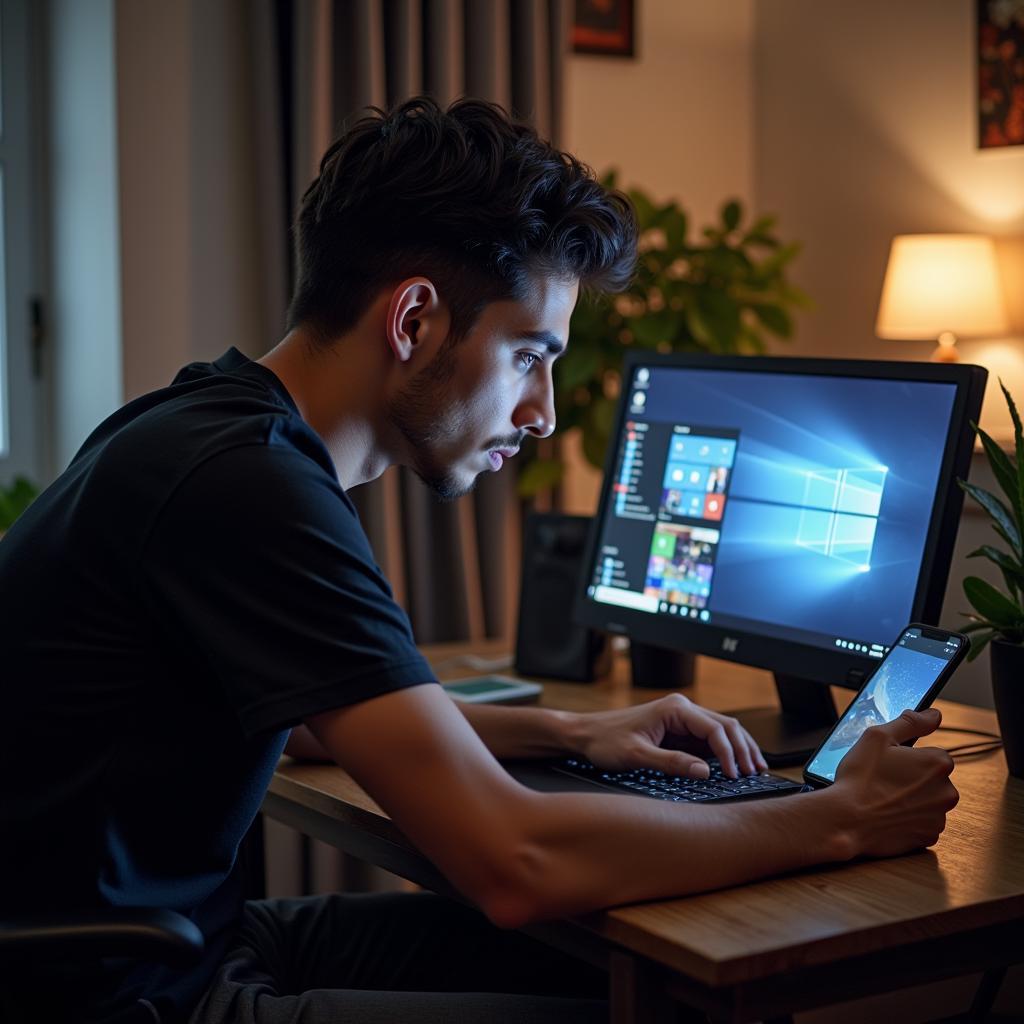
[572,0,635,58]
[978,0,1024,148]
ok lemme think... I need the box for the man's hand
[830,708,959,858]
[573,693,768,779]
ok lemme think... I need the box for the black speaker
[515,512,606,682]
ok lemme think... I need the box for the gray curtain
[248,0,569,896]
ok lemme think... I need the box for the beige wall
[755,0,1024,439]
[564,1,755,232]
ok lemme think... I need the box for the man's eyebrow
[511,330,565,355]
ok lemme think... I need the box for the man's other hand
[572,694,768,780]
[831,708,959,858]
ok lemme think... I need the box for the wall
[754,0,1024,708]
[561,0,756,512]
[754,0,1024,430]
[563,1,755,230]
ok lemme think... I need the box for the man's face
[386,276,578,500]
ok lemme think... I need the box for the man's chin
[413,467,480,503]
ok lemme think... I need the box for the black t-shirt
[0,348,434,1019]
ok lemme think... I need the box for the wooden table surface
[266,639,1024,1019]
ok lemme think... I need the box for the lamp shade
[876,234,1009,341]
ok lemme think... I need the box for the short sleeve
[140,445,435,737]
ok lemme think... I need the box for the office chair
[0,906,203,1021]
[0,905,204,966]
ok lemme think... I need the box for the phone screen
[805,627,964,783]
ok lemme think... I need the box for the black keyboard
[554,758,806,803]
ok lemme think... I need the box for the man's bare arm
[305,687,956,930]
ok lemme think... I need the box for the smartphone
[441,675,543,705]
[803,624,969,787]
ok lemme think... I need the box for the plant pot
[989,639,1024,779]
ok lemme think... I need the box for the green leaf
[965,630,997,661]
[721,199,742,232]
[744,213,777,237]
[755,241,802,277]
[685,306,715,349]
[1001,379,1024,539]
[516,458,564,498]
[581,396,617,470]
[963,575,1024,626]
[0,475,39,530]
[967,544,1024,575]
[778,281,814,309]
[968,544,1024,598]
[555,342,602,394]
[628,188,658,231]
[662,208,687,250]
[960,481,1021,554]
[697,289,741,350]
[751,303,793,338]
[629,311,675,349]
[974,424,1021,527]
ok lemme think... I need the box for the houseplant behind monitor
[959,381,1024,778]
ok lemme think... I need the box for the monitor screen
[576,354,984,687]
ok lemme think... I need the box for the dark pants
[187,891,608,1024]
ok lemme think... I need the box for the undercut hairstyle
[286,96,637,344]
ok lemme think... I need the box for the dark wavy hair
[286,96,637,343]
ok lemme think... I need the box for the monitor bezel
[573,352,987,688]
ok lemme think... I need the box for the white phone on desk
[441,675,543,704]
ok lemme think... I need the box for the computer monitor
[574,353,987,765]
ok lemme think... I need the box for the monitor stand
[733,674,838,767]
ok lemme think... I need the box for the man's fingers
[637,744,710,779]
[871,707,942,746]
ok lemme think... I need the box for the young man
[0,98,957,1023]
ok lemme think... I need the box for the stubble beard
[385,342,477,503]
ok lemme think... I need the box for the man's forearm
[456,702,585,759]
[489,784,854,926]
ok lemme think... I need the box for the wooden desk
[262,642,1024,1023]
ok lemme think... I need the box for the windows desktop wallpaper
[639,368,957,643]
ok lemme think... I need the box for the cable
[943,740,1003,758]
[937,724,1001,740]
[934,723,1003,758]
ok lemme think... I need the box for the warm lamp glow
[876,234,1009,362]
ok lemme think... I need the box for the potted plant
[518,174,810,495]
[0,476,38,537]
[959,380,1024,777]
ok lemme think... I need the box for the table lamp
[876,234,1009,362]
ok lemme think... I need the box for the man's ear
[385,277,443,363]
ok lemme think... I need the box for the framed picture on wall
[572,0,635,58]
[977,0,1024,148]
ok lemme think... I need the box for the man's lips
[488,448,519,469]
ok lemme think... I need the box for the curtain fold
[252,0,568,896]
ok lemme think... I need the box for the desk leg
[609,950,702,1024]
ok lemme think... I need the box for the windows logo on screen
[795,467,887,571]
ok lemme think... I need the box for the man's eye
[517,352,541,371]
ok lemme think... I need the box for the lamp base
[932,331,960,362]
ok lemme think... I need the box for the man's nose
[514,374,556,439]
